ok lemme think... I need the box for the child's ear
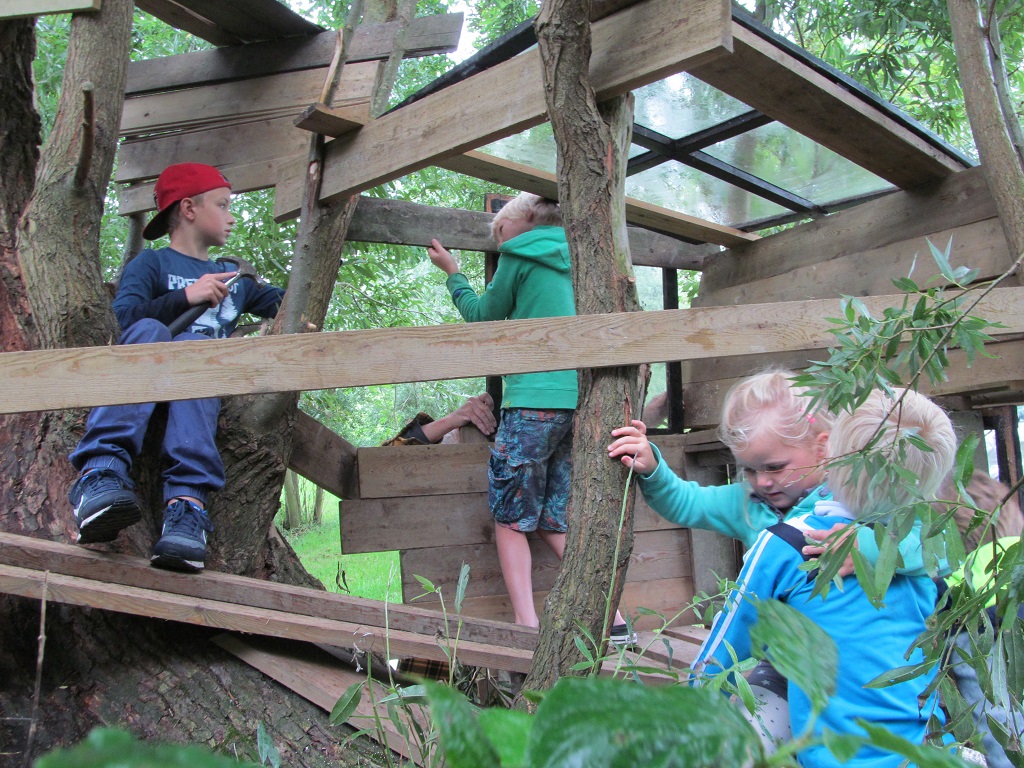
[814,431,829,459]
[180,197,196,222]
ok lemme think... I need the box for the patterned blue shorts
[488,408,574,533]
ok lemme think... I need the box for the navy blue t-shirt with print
[113,247,285,338]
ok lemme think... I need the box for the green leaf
[36,727,263,768]
[749,600,838,715]
[857,720,968,766]
[926,237,956,284]
[863,660,935,688]
[454,562,470,614]
[822,727,867,762]
[329,681,363,725]
[478,708,533,768]
[524,677,763,767]
[256,721,280,768]
[425,682,501,768]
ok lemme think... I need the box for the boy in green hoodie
[427,193,631,642]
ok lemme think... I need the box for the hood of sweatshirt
[498,225,570,272]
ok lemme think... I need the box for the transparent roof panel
[633,74,751,139]
[703,122,895,205]
[626,162,789,225]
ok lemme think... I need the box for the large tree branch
[947,0,1024,286]
[527,0,646,694]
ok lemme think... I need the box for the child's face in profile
[190,187,235,248]
[494,214,535,247]
[733,431,827,512]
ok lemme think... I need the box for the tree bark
[947,0,1024,284]
[527,0,646,693]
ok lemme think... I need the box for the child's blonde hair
[490,192,561,242]
[719,370,832,452]
[829,388,956,515]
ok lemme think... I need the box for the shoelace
[82,469,133,495]
[163,501,215,535]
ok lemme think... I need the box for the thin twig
[22,573,48,768]
[73,83,95,188]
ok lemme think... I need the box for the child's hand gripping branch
[184,271,237,308]
[607,420,659,475]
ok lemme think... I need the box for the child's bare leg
[496,523,539,627]
[537,529,627,629]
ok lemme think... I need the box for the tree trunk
[527,0,646,693]
[947,0,1024,284]
[313,484,326,525]
[284,469,304,530]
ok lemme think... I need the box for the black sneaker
[151,499,213,572]
[609,623,639,649]
[69,469,142,544]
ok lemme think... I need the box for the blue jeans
[69,318,224,504]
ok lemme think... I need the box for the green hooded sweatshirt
[445,225,578,410]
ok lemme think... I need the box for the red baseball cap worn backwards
[143,163,232,240]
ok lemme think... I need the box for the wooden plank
[3,287,1023,415]
[213,634,424,764]
[116,116,312,184]
[118,154,304,215]
[305,193,713,270]
[702,217,1012,306]
[435,152,755,247]
[294,104,364,139]
[121,63,377,137]
[0,532,537,651]
[689,22,967,190]
[136,0,319,47]
[290,411,359,500]
[283,0,731,209]
[400,530,691,600]
[0,0,99,18]
[680,337,1024,431]
[440,576,694,631]
[697,166,997,300]
[342,491,682,554]
[358,443,489,498]
[0,562,535,671]
[136,0,241,47]
[126,14,463,95]
[278,139,750,249]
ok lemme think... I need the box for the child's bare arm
[607,420,659,474]
[427,239,460,276]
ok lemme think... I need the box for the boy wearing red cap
[67,163,285,572]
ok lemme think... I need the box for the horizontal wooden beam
[2,288,1022,415]
[126,13,463,95]
[697,166,998,300]
[680,337,1024,430]
[283,0,731,209]
[135,0,320,47]
[0,562,534,672]
[688,22,967,190]
[0,532,536,650]
[436,151,755,247]
[703,217,1011,306]
[0,0,99,18]
[121,63,376,137]
[116,115,312,184]
[277,143,747,249]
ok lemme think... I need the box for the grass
[277,484,402,604]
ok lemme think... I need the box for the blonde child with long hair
[608,369,939,569]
